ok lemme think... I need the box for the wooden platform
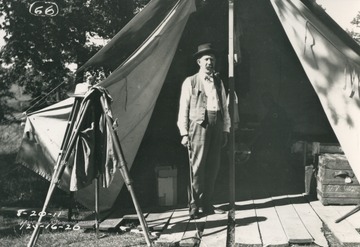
[76,150,360,246]
[74,179,360,246]
[138,196,360,246]
[71,184,360,247]
[79,193,359,247]
[82,170,360,246]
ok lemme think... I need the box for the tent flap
[271,0,360,180]
[79,0,180,71]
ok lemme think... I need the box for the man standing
[177,43,231,218]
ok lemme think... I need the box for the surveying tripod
[27,86,152,247]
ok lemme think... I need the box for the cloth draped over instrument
[68,87,118,191]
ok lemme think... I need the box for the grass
[0,121,24,154]
[0,228,148,247]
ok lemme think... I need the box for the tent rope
[24,80,67,115]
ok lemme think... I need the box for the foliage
[0,66,14,120]
[350,11,360,44]
[0,0,149,113]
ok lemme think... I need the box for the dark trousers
[188,111,223,209]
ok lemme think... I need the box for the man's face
[197,54,216,74]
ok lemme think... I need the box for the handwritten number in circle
[45,5,56,16]
[34,6,43,15]
[29,2,59,17]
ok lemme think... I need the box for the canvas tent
[17,0,196,211]
[17,0,360,211]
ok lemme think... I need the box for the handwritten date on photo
[19,221,81,231]
[17,209,64,218]
[17,210,81,231]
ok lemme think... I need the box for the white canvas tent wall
[270,0,360,182]
[17,0,360,210]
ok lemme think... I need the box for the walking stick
[187,143,194,211]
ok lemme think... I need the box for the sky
[317,0,359,31]
[0,1,359,48]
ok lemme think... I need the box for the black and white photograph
[1,0,360,246]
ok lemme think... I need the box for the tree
[349,11,360,45]
[0,0,147,113]
[0,65,13,121]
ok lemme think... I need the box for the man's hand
[222,132,229,148]
[181,135,189,148]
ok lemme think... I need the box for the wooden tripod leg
[99,96,153,247]
[28,98,91,247]
[27,181,58,247]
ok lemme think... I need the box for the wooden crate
[317,153,360,205]
[317,166,358,185]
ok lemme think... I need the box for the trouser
[188,110,223,209]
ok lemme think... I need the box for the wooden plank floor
[101,169,360,247]
[252,197,288,246]
[200,208,228,247]
[146,209,174,231]
[271,195,313,244]
[179,215,206,247]
[235,199,262,246]
[156,208,189,245]
[288,195,328,247]
[148,195,360,247]
[310,200,360,246]
[73,194,360,246]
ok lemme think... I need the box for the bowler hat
[193,43,217,58]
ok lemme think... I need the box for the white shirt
[202,73,220,111]
[177,71,231,136]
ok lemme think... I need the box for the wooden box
[316,153,360,205]
[155,166,177,206]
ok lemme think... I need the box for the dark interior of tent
[116,0,343,209]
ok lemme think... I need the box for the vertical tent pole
[95,176,100,238]
[228,0,236,245]
[228,0,236,210]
